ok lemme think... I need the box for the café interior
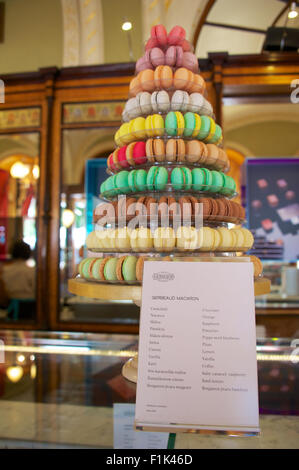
[0,0,298,449]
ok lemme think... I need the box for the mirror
[222,101,299,295]
[59,127,140,325]
[0,132,40,323]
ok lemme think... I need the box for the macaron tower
[78,24,260,285]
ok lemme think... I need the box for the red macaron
[133,142,147,165]
[151,24,168,48]
[117,146,129,168]
[167,25,186,46]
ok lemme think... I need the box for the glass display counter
[0,330,298,449]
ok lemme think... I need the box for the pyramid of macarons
[78,25,257,285]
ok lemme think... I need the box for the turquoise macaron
[105,175,117,196]
[100,180,107,195]
[183,112,196,138]
[221,174,236,196]
[115,171,129,194]
[103,257,118,281]
[147,166,168,191]
[200,168,212,191]
[171,167,192,190]
[197,116,211,141]
[135,169,148,191]
[210,170,224,193]
[128,170,138,192]
[122,256,138,282]
[209,124,222,144]
[191,168,205,191]
[165,111,178,136]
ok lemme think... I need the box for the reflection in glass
[0,132,39,322]
[59,127,141,324]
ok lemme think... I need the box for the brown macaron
[153,138,166,163]
[88,259,98,279]
[136,196,147,217]
[214,198,226,221]
[198,197,213,218]
[136,256,146,282]
[185,140,201,163]
[239,204,246,221]
[145,196,158,217]
[126,197,137,220]
[126,142,136,166]
[205,144,219,167]
[208,198,218,221]
[116,256,127,282]
[189,196,201,218]
[179,196,192,219]
[145,139,156,163]
[230,201,240,223]
[99,257,112,281]
[166,139,186,162]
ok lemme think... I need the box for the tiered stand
[68,24,270,385]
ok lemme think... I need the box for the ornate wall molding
[61,0,104,67]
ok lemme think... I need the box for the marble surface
[0,401,298,449]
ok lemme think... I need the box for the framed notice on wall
[245,158,299,262]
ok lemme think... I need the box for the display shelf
[68,276,271,302]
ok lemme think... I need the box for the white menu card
[135,261,260,434]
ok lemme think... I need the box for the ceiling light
[288,2,298,19]
[62,208,75,228]
[6,365,24,383]
[122,21,132,31]
[10,162,30,179]
[32,164,40,179]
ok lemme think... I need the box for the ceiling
[195,0,299,57]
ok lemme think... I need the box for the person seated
[0,240,36,320]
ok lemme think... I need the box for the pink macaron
[149,47,165,67]
[167,25,186,46]
[182,52,199,73]
[165,45,183,67]
[133,142,147,165]
[118,146,130,168]
[136,51,153,73]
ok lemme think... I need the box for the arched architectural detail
[61,0,104,67]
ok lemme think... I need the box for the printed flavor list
[135,261,260,433]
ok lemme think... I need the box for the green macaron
[197,116,211,140]
[171,167,192,190]
[147,166,168,191]
[100,180,107,195]
[210,170,224,193]
[122,256,138,282]
[104,174,117,196]
[135,169,147,191]
[191,168,205,191]
[91,258,105,280]
[209,124,222,144]
[103,257,118,281]
[221,174,236,196]
[183,112,195,138]
[165,111,177,136]
[115,171,129,194]
[128,170,138,192]
[201,168,212,191]
[82,258,94,279]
